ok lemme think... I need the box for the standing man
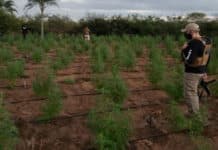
[83,26,90,41]
[21,24,29,40]
[181,23,212,115]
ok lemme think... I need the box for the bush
[32,69,54,97]
[148,47,166,86]
[91,44,110,73]
[0,48,14,64]
[164,35,179,58]
[97,72,128,104]
[51,49,74,71]
[1,60,25,87]
[41,85,63,121]
[114,45,136,69]
[88,105,131,150]
[31,47,44,63]
[0,94,19,150]
[168,102,188,131]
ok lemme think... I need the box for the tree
[186,12,206,22]
[25,0,58,39]
[0,0,16,14]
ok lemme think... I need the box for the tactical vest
[188,37,212,67]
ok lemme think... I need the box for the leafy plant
[148,47,166,86]
[168,102,188,131]
[114,45,136,69]
[32,68,55,97]
[31,47,44,63]
[0,93,19,150]
[51,49,74,71]
[62,78,75,84]
[97,72,128,104]
[0,48,14,64]
[164,35,179,58]
[41,85,63,121]
[2,60,25,87]
[88,105,131,150]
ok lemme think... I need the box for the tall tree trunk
[40,6,44,39]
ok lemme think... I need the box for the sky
[14,0,218,20]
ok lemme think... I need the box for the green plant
[0,48,14,64]
[3,60,25,87]
[91,44,109,73]
[88,105,131,150]
[164,35,179,58]
[97,72,128,104]
[161,66,183,101]
[188,107,208,136]
[62,78,75,84]
[208,47,218,74]
[191,136,212,150]
[41,85,63,121]
[114,45,136,69]
[31,47,44,63]
[148,47,166,86]
[51,49,74,71]
[168,102,188,131]
[0,93,19,150]
[32,68,55,97]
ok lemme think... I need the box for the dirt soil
[1,50,218,150]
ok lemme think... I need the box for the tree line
[0,0,218,38]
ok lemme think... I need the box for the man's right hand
[182,43,188,50]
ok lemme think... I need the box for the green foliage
[0,48,14,64]
[188,107,208,136]
[130,36,145,57]
[32,68,55,97]
[177,35,186,47]
[31,47,44,63]
[32,68,63,120]
[114,45,136,69]
[51,49,74,71]
[191,136,212,150]
[41,85,63,121]
[161,66,183,101]
[0,59,25,87]
[97,72,128,104]
[88,104,131,150]
[0,93,19,150]
[62,78,75,84]
[91,44,110,73]
[208,47,218,74]
[164,35,179,58]
[148,47,166,86]
[168,102,188,131]
[209,82,218,97]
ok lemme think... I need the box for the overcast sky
[14,0,218,20]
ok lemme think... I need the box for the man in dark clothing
[21,24,29,39]
[181,23,212,115]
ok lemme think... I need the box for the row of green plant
[89,39,132,150]
[89,73,131,149]
[32,68,63,121]
[87,36,149,149]
[148,46,166,87]
[88,100,131,150]
[0,59,25,88]
[147,38,214,149]
[0,93,19,150]
[90,43,110,73]
[51,48,74,71]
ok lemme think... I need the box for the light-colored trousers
[184,73,204,114]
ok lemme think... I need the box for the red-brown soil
[1,49,218,150]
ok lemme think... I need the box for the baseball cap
[181,23,200,32]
